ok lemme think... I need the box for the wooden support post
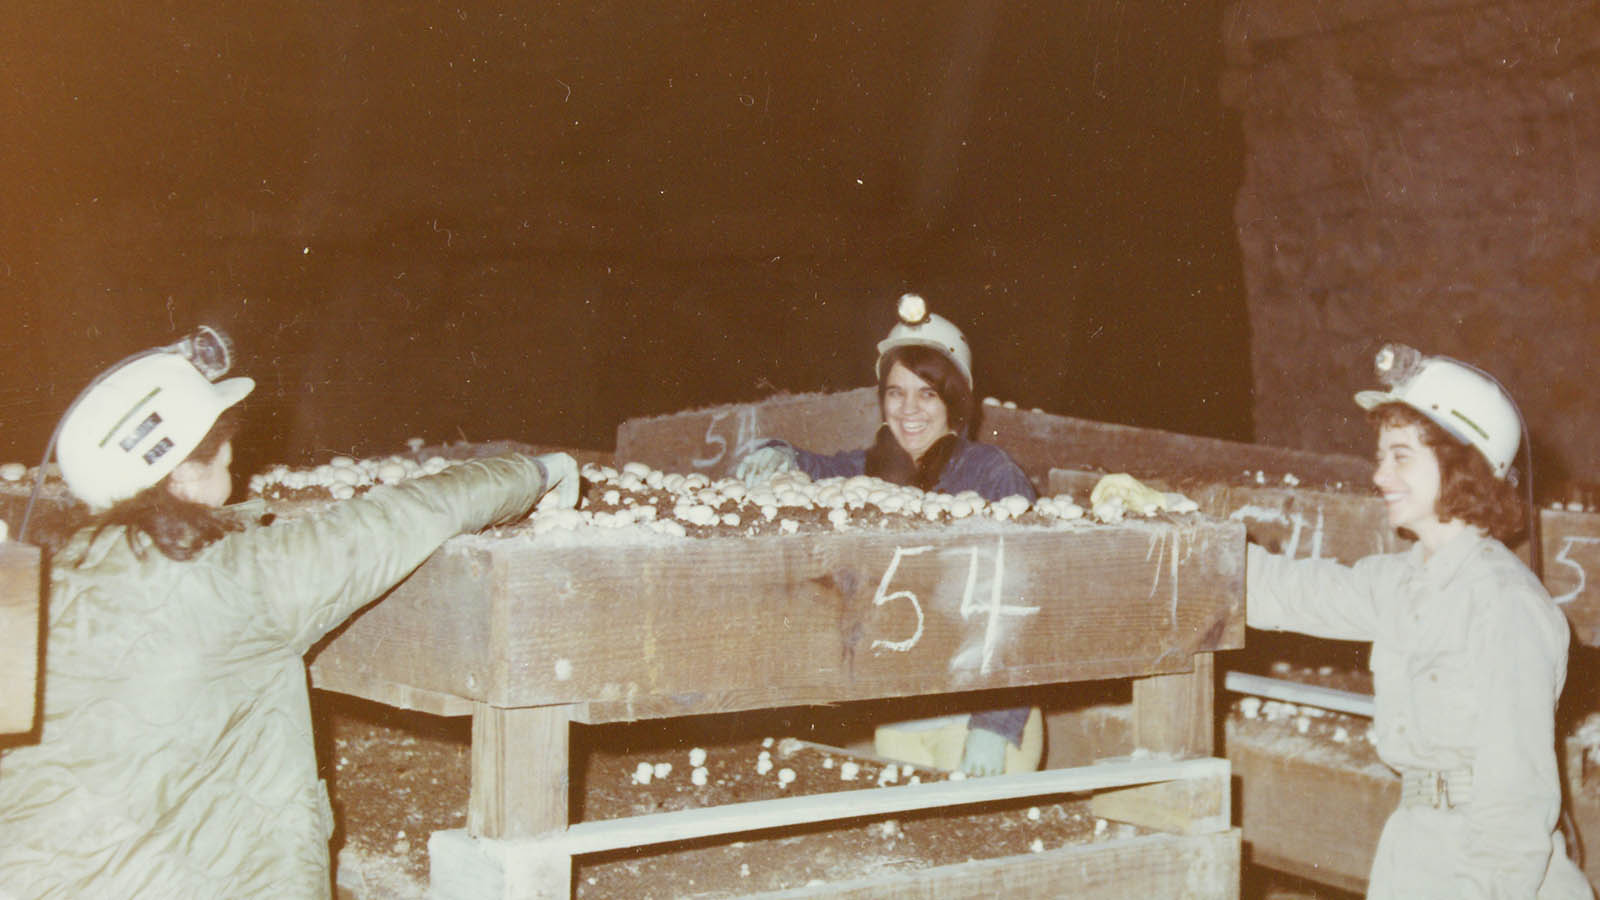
[442,703,574,900]
[468,703,571,839]
[1,542,42,735]
[1132,652,1215,757]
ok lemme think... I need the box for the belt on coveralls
[1399,767,1473,809]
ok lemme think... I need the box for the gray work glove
[734,443,797,486]
[959,726,1012,777]
[534,452,581,510]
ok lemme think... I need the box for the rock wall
[1223,0,1600,487]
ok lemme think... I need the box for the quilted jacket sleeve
[206,453,553,654]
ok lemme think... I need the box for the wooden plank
[614,388,879,479]
[1225,671,1374,717]
[1058,470,1600,646]
[612,386,1371,491]
[557,756,1229,856]
[1133,652,1216,757]
[986,403,1375,489]
[310,669,474,717]
[1543,509,1600,645]
[0,542,42,735]
[1193,482,1403,564]
[1226,718,1395,894]
[715,830,1240,899]
[308,542,498,707]
[468,704,571,840]
[434,828,1239,900]
[312,519,1245,721]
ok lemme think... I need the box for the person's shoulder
[956,439,1021,468]
[1467,536,1546,596]
[1460,536,1567,636]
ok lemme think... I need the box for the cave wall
[0,2,1249,484]
[1223,0,1600,486]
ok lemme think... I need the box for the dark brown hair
[1370,404,1526,544]
[85,407,245,562]
[876,344,975,439]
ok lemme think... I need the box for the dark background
[0,1,1249,482]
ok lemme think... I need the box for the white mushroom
[998,495,1031,518]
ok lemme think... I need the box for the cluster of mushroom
[524,460,1089,539]
[248,453,459,501]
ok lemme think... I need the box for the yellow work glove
[1091,473,1169,516]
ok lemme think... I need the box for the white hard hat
[56,352,254,510]
[1354,346,1521,479]
[875,293,973,388]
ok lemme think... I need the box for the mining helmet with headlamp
[55,326,254,510]
[1354,343,1522,480]
[875,293,973,389]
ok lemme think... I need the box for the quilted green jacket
[0,454,554,899]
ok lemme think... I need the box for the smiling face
[1373,423,1455,547]
[882,361,951,462]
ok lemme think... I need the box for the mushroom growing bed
[267,448,1241,899]
[247,450,1200,542]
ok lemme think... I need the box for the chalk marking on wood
[1170,529,1181,627]
[690,407,764,470]
[1147,531,1165,601]
[870,544,932,653]
[1552,536,1600,605]
[976,537,1039,674]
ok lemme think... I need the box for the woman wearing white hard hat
[0,328,579,899]
[1247,345,1589,898]
[735,295,1041,777]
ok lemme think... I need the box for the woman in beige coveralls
[0,329,578,899]
[1247,345,1590,899]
